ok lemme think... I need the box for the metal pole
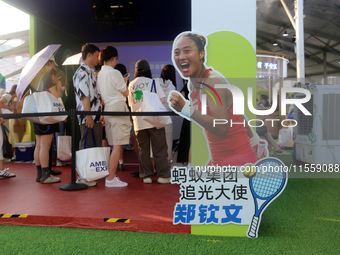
[280,0,296,30]
[70,108,77,184]
[323,50,328,84]
[295,0,305,80]
[59,108,87,191]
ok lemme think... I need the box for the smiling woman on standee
[169,32,258,166]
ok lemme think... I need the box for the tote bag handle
[84,128,99,148]
[150,79,156,93]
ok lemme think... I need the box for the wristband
[180,100,192,120]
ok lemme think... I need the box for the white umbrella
[16,44,61,102]
[62,52,82,66]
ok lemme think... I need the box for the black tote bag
[2,125,13,159]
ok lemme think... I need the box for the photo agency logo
[198,82,312,128]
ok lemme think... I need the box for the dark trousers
[177,119,191,163]
[136,127,170,178]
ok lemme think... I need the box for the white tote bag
[141,80,172,129]
[76,129,110,182]
[57,135,72,162]
[22,91,67,124]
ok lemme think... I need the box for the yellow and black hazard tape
[104,218,130,223]
[1,214,28,218]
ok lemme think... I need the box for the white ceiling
[0,30,30,82]
[256,0,340,82]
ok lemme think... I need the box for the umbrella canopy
[62,52,82,66]
[16,44,61,102]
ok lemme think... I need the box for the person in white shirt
[154,65,176,164]
[128,60,170,184]
[0,85,17,178]
[97,46,131,187]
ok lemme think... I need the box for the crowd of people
[0,32,291,185]
[71,43,176,187]
[0,43,179,187]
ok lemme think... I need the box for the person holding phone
[97,46,131,187]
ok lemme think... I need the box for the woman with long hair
[169,32,257,166]
[33,61,62,184]
[154,65,176,164]
[0,84,18,178]
[128,60,170,184]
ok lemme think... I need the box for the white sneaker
[105,176,128,187]
[56,161,66,167]
[157,177,170,184]
[143,177,152,184]
[0,168,16,178]
[76,177,97,187]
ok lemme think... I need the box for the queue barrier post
[59,108,87,191]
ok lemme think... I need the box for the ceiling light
[283,30,288,37]
[273,41,278,46]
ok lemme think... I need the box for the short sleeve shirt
[128,77,165,131]
[97,66,127,106]
[1,94,12,107]
[0,94,13,114]
[73,63,101,124]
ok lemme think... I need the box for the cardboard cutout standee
[168,30,288,238]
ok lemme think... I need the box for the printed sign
[171,157,288,238]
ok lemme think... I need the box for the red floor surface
[0,151,190,234]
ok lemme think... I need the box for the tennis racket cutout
[246,158,288,238]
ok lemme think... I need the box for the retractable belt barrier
[0,110,176,191]
[0,111,177,119]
